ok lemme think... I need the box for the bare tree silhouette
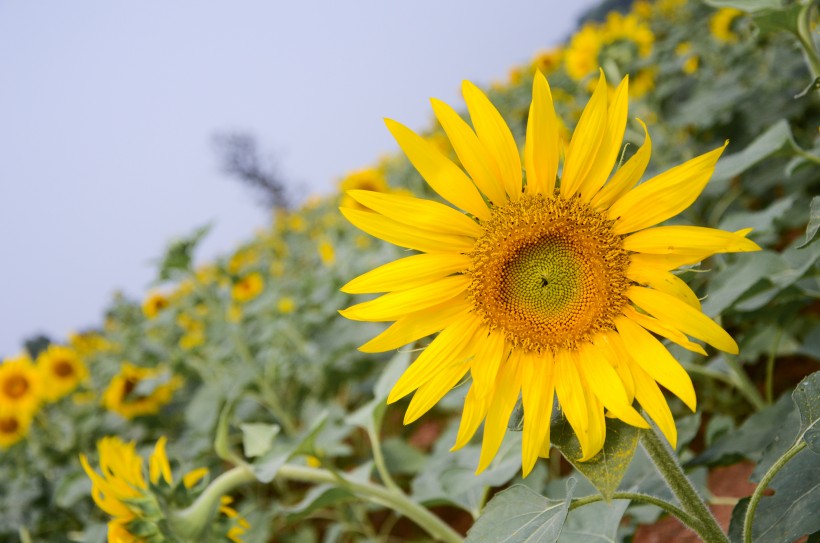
[212,132,291,210]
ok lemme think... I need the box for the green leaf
[155,222,212,282]
[54,471,92,509]
[465,480,576,543]
[792,371,820,452]
[240,423,280,458]
[712,120,798,182]
[747,446,820,542]
[346,350,410,431]
[551,415,641,501]
[752,4,802,36]
[728,497,750,543]
[702,252,786,315]
[252,413,329,483]
[702,0,782,13]
[558,498,630,543]
[796,196,820,249]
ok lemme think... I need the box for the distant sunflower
[340,71,760,475]
[142,292,169,319]
[710,8,744,44]
[231,272,264,303]
[0,355,42,416]
[102,363,181,420]
[37,345,88,402]
[0,410,33,450]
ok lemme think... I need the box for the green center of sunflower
[468,193,630,353]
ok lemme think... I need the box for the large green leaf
[792,372,820,453]
[711,120,798,183]
[551,415,641,501]
[465,480,576,543]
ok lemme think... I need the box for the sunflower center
[3,375,30,399]
[467,193,630,353]
[0,416,19,434]
[54,360,75,378]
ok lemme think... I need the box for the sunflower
[340,71,760,476]
[0,410,33,450]
[102,363,182,420]
[37,345,88,402]
[231,272,264,303]
[0,354,42,416]
[710,8,744,44]
[142,292,170,319]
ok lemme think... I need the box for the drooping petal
[431,98,507,205]
[463,81,523,200]
[358,298,470,353]
[345,190,483,238]
[405,356,473,424]
[387,314,483,402]
[577,75,630,202]
[631,362,678,448]
[627,262,701,310]
[340,208,475,253]
[342,253,470,294]
[554,349,591,459]
[591,119,652,210]
[149,436,172,485]
[452,385,490,450]
[578,343,647,429]
[609,143,728,234]
[624,225,761,255]
[385,118,490,219]
[469,329,508,401]
[477,351,522,473]
[622,305,707,355]
[340,275,469,322]
[525,71,560,196]
[593,332,635,402]
[561,70,609,199]
[615,316,697,411]
[521,351,555,476]
[627,286,738,354]
[582,392,606,461]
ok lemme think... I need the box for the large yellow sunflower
[0,354,42,416]
[340,71,760,476]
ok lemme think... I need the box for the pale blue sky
[0,1,596,355]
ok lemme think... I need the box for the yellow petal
[577,75,630,202]
[582,392,606,461]
[554,349,591,459]
[149,436,172,485]
[342,253,470,294]
[385,118,490,220]
[358,299,470,353]
[431,98,507,205]
[591,119,651,210]
[561,70,608,199]
[631,362,678,448]
[624,225,761,255]
[340,207,475,253]
[623,305,708,356]
[405,355,472,424]
[593,332,635,402]
[630,251,712,272]
[615,316,697,411]
[627,286,738,354]
[627,262,701,310]
[521,351,555,476]
[387,314,483,402]
[340,275,469,322]
[183,467,209,489]
[346,190,482,238]
[477,351,522,473]
[463,80,522,200]
[578,343,647,429]
[453,385,490,450]
[525,71,560,196]
[609,143,728,234]
[469,329,508,401]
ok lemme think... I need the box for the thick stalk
[172,464,463,543]
[743,440,807,543]
[641,428,729,543]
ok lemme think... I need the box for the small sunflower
[0,410,33,450]
[37,345,88,402]
[102,363,181,420]
[340,71,760,475]
[710,8,744,44]
[0,354,42,416]
[142,292,170,319]
[231,272,264,303]
[339,168,390,210]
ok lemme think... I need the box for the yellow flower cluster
[0,346,89,449]
[102,363,182,420]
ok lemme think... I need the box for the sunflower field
[1,0,818,541]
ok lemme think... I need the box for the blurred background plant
[0,0,817,541]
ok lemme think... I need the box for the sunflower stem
[569,491,701,530]
[172,464,463,543]
[640,427,729,543]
